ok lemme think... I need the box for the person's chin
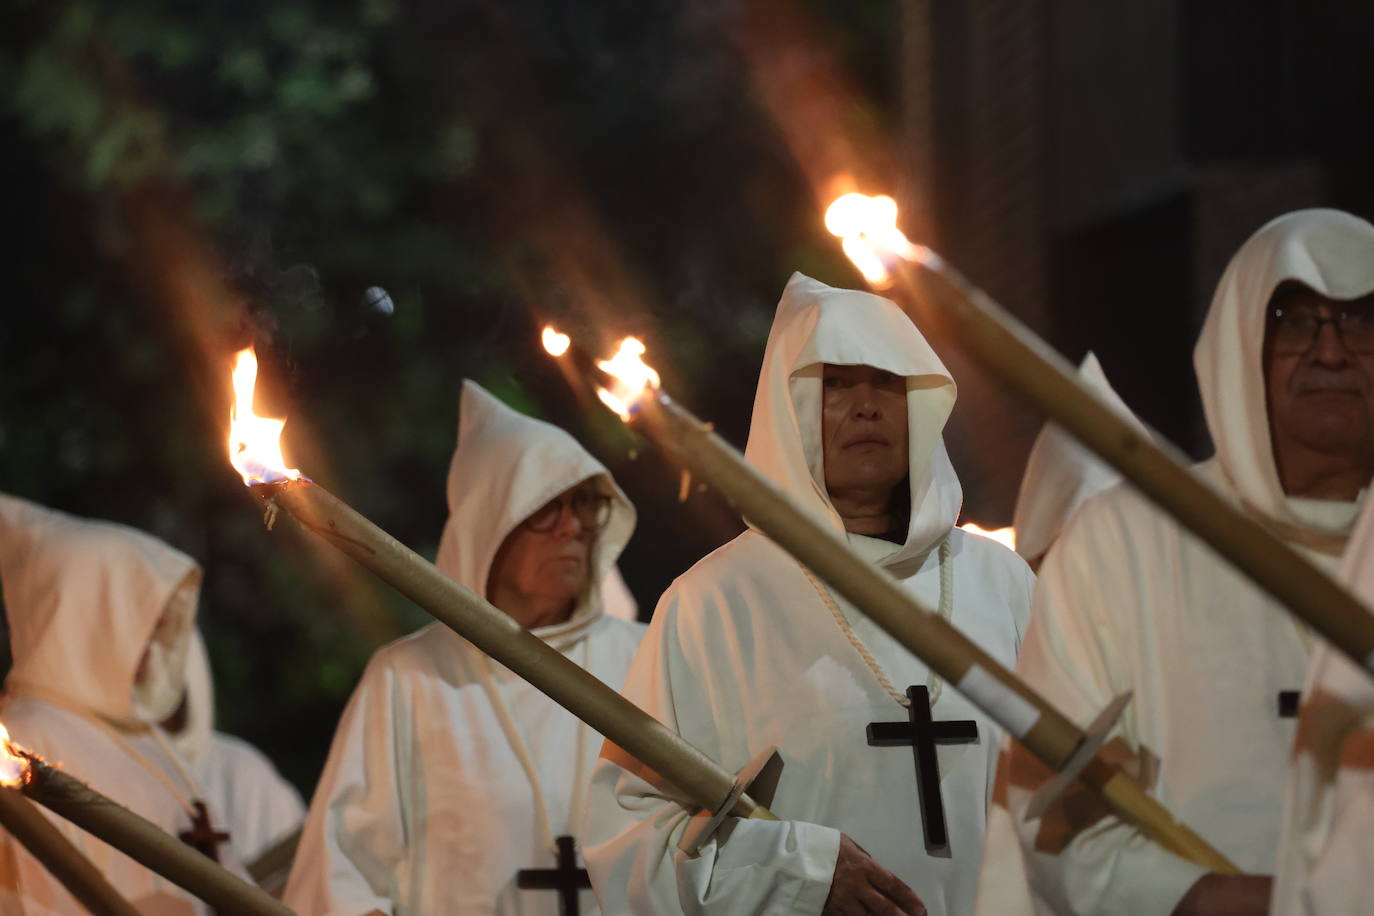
[543,563,588,593]
[1292,409,1372,451]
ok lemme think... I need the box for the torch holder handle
[678,746,782,857]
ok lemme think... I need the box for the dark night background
[2,0,1372,796]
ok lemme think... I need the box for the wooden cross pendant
[867,685,978,851]
[1278,690,1301,718]
[516,834,591,916]
[179,800,231,862]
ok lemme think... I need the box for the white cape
[284,381,645,916]
[0,494,240,915]
[582,273,1032,916]
[974,209,1374,915]
[1272,493,1374,914]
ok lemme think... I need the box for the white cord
[799,534,953,709]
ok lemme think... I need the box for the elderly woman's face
[486,480,608,624]
[820,363,909,502]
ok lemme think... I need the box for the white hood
[744,272,963,568]
[1195,209,1374,537]
[434,381,636,647]
[169,628,217,763]
[1013,352,1150,563]
[0,494,199,726]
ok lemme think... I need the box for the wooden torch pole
[888,251,1374,675]
[0,785,140,916]
[18,756,293,916]
[252,479,776,825]
[591,380,1236,874]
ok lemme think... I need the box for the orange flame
[595,337,660,420]
[541,326,572,357]
[959,522,1017,552]
[823,192,923,288]
[228,347,302,486]
[0,723,31,788]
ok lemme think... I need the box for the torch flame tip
[0,722,31,789]
[595,336,660,421]
[823,190,920,287]
[228,346,303,487]
[541,326,572,357]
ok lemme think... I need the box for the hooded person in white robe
[165,628,305,887]
[0,494,244,915]
[975,209,1374,916]
[1010,353,1150,569]
[581,272,1033,916]
[1271,490,1374,915]
[283,380,645,916]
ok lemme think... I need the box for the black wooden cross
[516,834,591,916]
[179,800,231,862]
[867,685,978,851]
[1279,690,1301,718]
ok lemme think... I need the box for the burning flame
[541,326,571,357]
[0,723,30,788]
[959,522,1017,552]
[595,337,660,420]
[823,192,923,288]
[228,347,302,486]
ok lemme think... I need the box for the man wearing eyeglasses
[976,209,1374,916]
[285,380,645,916]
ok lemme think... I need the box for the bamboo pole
[253,479,776,824]
[889,252,1374,675]
[600,384,1235,873]
[0,786,140,916]
[19,755,293,916]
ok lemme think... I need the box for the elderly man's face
[821,364,909,502]
[1264,284,1374,492]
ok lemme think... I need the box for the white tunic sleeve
[1002,503,1209,916]
[283,656,410,916]
[582,586,841,916]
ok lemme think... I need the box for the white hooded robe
[974,209,1374,916]
[0,494,239,916]
[283,381,645,916]
[1266,218,1374,916]
[170,629,306,873]
[582,273,1033,916]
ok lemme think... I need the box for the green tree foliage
[2,0,884,792]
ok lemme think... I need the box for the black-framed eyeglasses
[523,490,614,533]
[1268,303,1374,355]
